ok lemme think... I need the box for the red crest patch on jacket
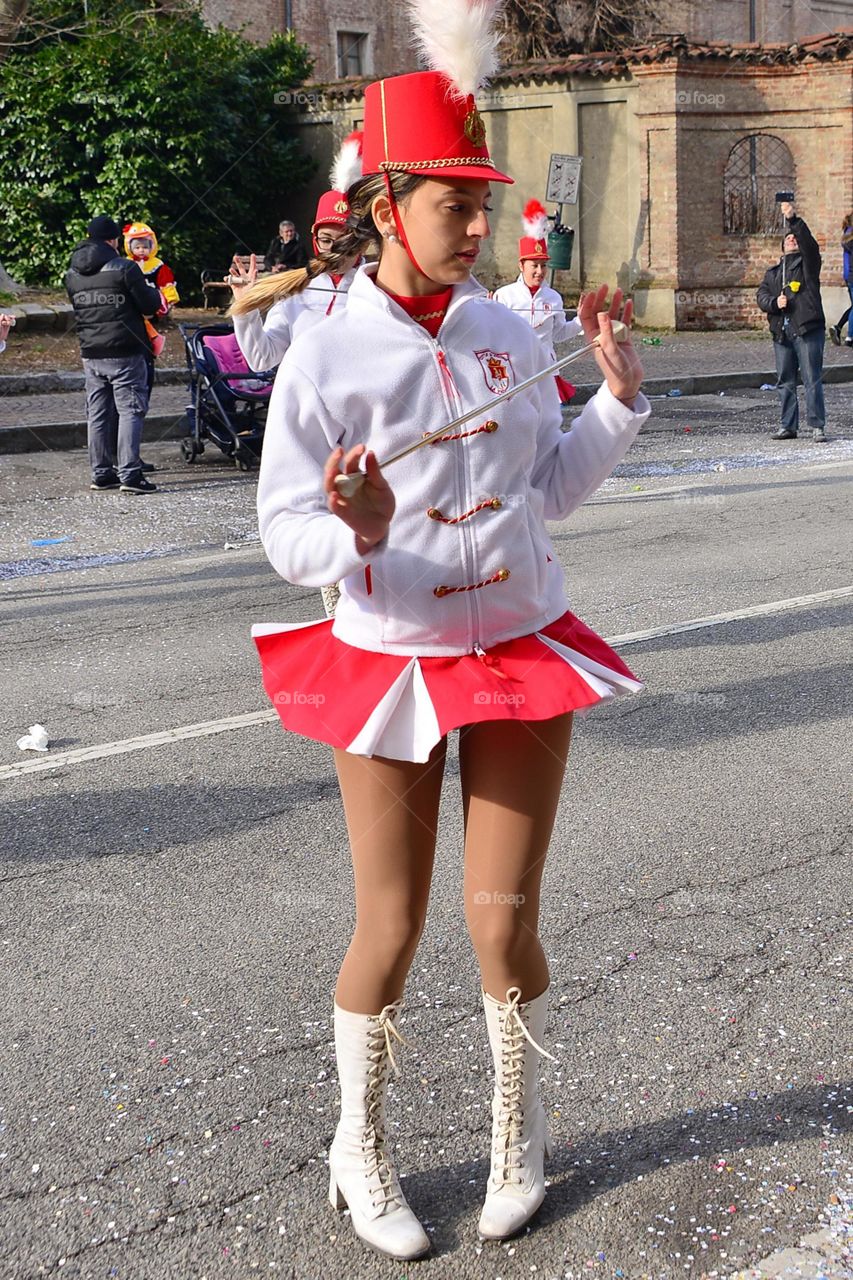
[474,349,513,394]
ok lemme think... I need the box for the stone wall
[654,0,853,43]
[282,40,853,329]
[199,0,418,80]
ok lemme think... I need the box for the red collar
[386,287,453,338]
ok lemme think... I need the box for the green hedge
[0,5,316,298]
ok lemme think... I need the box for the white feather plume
[406,0,505,98]
[330,130,363,193]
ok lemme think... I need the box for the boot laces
[361,1003,412,1212]
[491,987,555,1189]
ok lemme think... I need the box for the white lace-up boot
[328,1001,430,1260]
[478,985,555,1240]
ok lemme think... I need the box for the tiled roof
[492,29,853,81]
[309,30,853,96]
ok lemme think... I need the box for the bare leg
[333,740,447,1013]
[460,715,573,1001]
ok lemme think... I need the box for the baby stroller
[179,323,275,470]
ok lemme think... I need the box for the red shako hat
[361,0,513,185]
[312,131,363,233]
[519,200,549,260]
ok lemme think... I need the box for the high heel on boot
[478,985,556,1241]
[328,1001,430,1260]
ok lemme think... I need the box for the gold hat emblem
[463,107,486,148]
[334,199,348,213]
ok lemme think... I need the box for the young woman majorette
[493,200,582,403]
[229,131,364,372]
[241,0,650,1260]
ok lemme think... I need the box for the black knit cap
[86,215,122,241]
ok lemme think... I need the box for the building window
[723,134,795,235]
[337,31,367,78]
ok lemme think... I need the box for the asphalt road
[0,385,851,1280]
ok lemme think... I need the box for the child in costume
[229,132,364,372]
[493,200,582,403]
[123,221,178,360]
[122,222,176,470]
[241,0,650,1261]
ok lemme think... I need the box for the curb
[1,302,76,335]
[0,367,187,396]
[2,365,852,455]
[569,363,853,405]
[0,412,188,455]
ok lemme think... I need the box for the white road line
[0,710,277,780]
[607,585,853,646]
[2,585,851,782]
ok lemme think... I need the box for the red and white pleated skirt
[252,611,641,763]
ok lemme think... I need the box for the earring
[387,233,399,245]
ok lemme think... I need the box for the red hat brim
[403,162,513,184]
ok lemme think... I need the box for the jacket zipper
[427,337,480,654]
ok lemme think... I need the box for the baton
[334,319,628,498]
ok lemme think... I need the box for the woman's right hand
[324,445,395,555]
[229,254,257,292]
[777,293,787,309]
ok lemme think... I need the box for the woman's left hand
[578,283,644,407]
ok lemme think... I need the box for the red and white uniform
[253,263,650,760]
[492,276,582,361]
[232,266,356,372]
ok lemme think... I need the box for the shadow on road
[398,1080,851,1258]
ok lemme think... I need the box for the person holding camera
[756,200,827,443]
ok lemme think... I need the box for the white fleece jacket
[232,267,356,372]
[493,276,582,360]
[257,262,650,657]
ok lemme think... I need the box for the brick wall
[654,0,853,42]
[200,0,281,46]
[668,61,853,328]
[279,46,853,329]
[198,0,418,80]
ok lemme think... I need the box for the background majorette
[493,200,582,403]
[229,130,364,373]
